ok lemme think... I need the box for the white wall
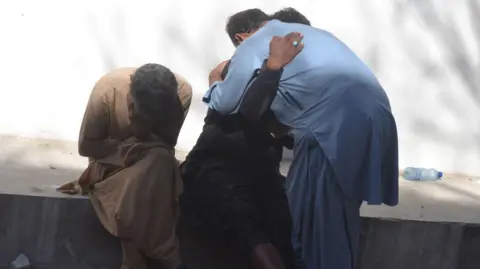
[0,0,479,175]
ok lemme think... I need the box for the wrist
[266,58,283,70]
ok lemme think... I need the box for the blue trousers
[287,132,362,269]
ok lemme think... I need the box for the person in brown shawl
[73,64,189,269]
[77,66,192,160]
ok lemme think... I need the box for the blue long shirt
[203,20,398,205]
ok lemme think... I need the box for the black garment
[179,109,294,268]
[238,60,284,122]
[179,61,297,268]
[238,60,294,149]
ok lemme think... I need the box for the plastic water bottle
[403,167,443,181]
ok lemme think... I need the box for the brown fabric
[78,67,192,160]
[84,138,183,269]
[174,72,193,121]
[62,66,191,269]
[121,239,147,269]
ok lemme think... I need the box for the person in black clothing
[177,9,310,269]
[178,60,295,269]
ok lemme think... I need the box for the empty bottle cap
[438,172,443,178]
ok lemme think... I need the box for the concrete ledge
[2,192,480,269]
[0,193,121,269]
[2,136,480,268]
[357,218,480,269]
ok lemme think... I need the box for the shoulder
[91,67,136,97]
[147,146,178,170]
[265,19,283,28]
[235,23,282,56]
[99,67,136,84]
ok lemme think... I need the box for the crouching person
[77,64,187,269]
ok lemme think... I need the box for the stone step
[1,192,480,269]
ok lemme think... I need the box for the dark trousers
[180,162,294,269]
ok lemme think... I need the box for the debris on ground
[10,253,30,269]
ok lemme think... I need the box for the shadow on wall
[79,3,480,169]
[160,16,221,117]
[396,0,480,157]
[158,3,238,118]
[84,3,293,117]
[86,12,118,72]
[408,0,480,105]
[82,4,229,121]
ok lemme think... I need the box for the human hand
[266,32,304,70]
[209,60,230,86]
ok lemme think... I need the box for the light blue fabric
[203,19,399,269]
[203,19,398,205]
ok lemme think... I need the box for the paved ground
[1,135,480,223]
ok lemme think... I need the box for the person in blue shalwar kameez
[204,11,399,269]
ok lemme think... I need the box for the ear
[234,33,244,44]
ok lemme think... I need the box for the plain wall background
[1,0,479,175]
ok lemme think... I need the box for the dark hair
[270,7,311,26]
[226,8,269,46]
[130,63,183,146]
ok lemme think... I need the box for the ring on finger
[292,40,299,47]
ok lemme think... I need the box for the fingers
[285,32,304,44]
[270,36,282,43]
[267,32,304,67]
[284,32,304,52]
[285,32,303,39]
[295,42,304,54]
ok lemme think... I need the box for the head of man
[128,63,184,146]
[270,7,311,26]
[226,8,270,47]
[225,8,311,47]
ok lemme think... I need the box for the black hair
[130,63,183,145]
[130,63,178,117]
[270,7,311,26]
[225,8,269,46]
